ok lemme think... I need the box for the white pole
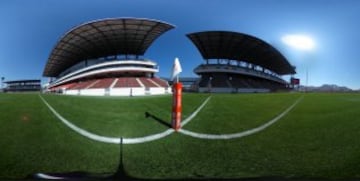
[306,65,308,92]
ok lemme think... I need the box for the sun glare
[281,34,315,51]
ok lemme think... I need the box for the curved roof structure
[187,31,295,75]
[43,18,174,77]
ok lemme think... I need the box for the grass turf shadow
[145,111,171,128]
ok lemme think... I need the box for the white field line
[34,173,64,180]
[39,94,211,144]
[179,96,303,140]
[181,96,212,126]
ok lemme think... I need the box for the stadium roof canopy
[43,18,174,77]
[187,31,296,75]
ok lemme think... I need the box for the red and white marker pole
[170,57,183,131]
[171,82,182,131]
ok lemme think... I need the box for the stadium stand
[152,78,169,87]
[90,78,115,89]
[3,80,41,92]
[187,31,296,93]
[113,78,141,88]
[43,18,173,96]
[139,77,158,87]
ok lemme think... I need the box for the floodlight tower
[1,77,4,91]
[282,34,315,92]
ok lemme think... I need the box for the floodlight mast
[1,77,4,90]
[282,34,315,92]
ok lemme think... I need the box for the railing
[51,60,158,87]
[194,64,286,84]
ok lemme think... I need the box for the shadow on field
[28,172,354,181]
[28,147,349,181]
[25,114,346,181]
[145,111,171,128]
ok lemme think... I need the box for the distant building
[4,80,41,92]
[165,77,199,92]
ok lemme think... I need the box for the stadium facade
[187,31,296,93]
[43,18,174,96]
[43,18,295,96]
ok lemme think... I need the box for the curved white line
[179,96,303,140]
[39,94,211,144]
[34,173,64,180]
[181,96,212,126]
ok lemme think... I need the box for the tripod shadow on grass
[145,111,171,128]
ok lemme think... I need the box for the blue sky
[1,0,360,89]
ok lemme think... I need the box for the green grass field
[1,92,360,179]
